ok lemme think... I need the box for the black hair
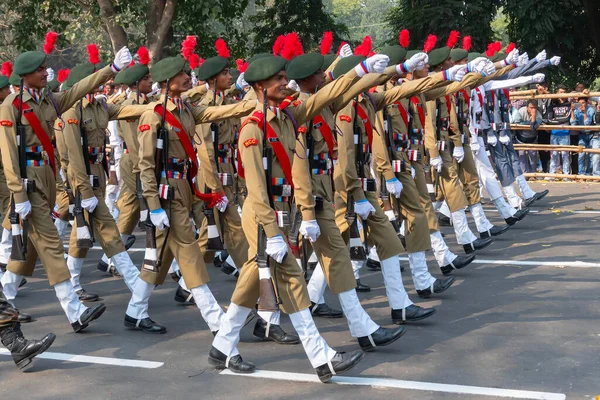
[527,99,538,108]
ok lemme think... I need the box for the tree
[330,0,395,49]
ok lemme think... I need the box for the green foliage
[329,0,394,49]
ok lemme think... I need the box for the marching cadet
[286,49,407,348]
[0,72,12,275]
[0,44,133,332]
[209,51,386,381]
[134,55,258,335]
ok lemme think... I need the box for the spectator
[570,98,596,175]
[593,102,600,176]
[546,84,572,179]
[575,82,585,93]
[512,100,543,173]
[536,82,552,172]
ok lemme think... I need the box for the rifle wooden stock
[380,176,401,237]
[142,219,159,273]
[204,185,224,251]
[423,164,436,202]
[73,192,93,249]
[9,196,25,262]
[136,173,149,228]
[256,224,279,312]
[107,146,119,185]
[346,193,366,260]
[288,206,302,259]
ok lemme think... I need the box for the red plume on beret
[447,30,460,49]
[354,36,372,56]
[1,62,12,77]
[137,46,150,65]
[43,31,59,55]
[399,29,410,49]
[281,33,303,61]
[505,42,516,54]
[87,44,100,64]
[189,54,201,70]
[199,58,205,66]
[236,59,248,73]
[494,41,502,53]
[215,38,230,58]
[337,42,348,55]
[486,42,495,57]
[181,36,197,60]
[57,69,70,83]
[320,31,333,55]
[462,36,472,51]
[272,35,286,56]
[423,34,437,53]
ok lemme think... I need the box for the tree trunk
[147,0,177,62]
[96,0,128,52]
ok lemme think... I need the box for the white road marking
[64,245,145,252]
[399,257,600,268]
[220,369,565,400]
[0,349,163,369]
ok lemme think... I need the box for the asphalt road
[1,181,599,400]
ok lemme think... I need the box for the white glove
[266,234,288,263]
[467,57,490,75]
[106,184,119,196]
[356,54,389,76]
[517,52,529,67]
[499,134,510,145]
[399,52,428,73]
[505,49,519,65]
[410,167,416,179]
[46,68,55,82]
[430,156,443,172]
[81,196,99,213]
[445,64,467,81]
[287,80,300,92]
[483,60,496,76]
[112,46,132,72]
[453,67,467,82]
[535,50,547,63]
[216,194,228,213]
[339,44,353,58]
[487,134,498,146]
[191,71,198,86]
[470,140,481,155]
[530,73,545,84]
[15,201,31,220]
[550,56,561,66]
[150,208,170,231]
[299,220,321,242]
[355,199,376,220]
[453,146,465,163]
[385,178,403,198]
[236,72,248,91]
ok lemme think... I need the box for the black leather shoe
[463,237,494,254]
[524,196,537,208]
[174,286,195,305]
[480,224,510,239]
[355,279,370,292]
[438,214,452,227]
[76,289,99,302]
[417,276,456,298]
[315,350,364,383]
[253,318,299,344]
[97,259,109,273]
[221,262,240,278]
[16,309,32,323]
[534,189,549,202]
[357,326,406,352]
[366,258,381,271]
[169,270,182,282]
[213,250,229,269]
[208,346,255,373]
[122,234,136,250]
[71,303,106,333]
[124,314,166,334]
[441,253,476,275]
[392,304,436,324]
[0,326,56,371]
[108,265,121,277]
[18,278,27,288]
[311,302,343,318]
[505,207,530,226]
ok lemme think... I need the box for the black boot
[0,324,56,370]
[220,262,240,278]
[213,250,229,269]
[169,269,182,282]
[310,302,343,318]
[15,309,32,323]
[124,314,166,334]
[76,289,99,302]
[441,253,476,275]
[174,286,195,305]
[253,318,299,344]
[366,258,381,271]
[19,278,27,288]
[71,303,106,333]
[97,258,110,273]
[505,207,530,226]
[416,276,456,299]
[357,326,406,352]
[208,346,255,373]
[355,279,370,292]
[463,237,494,254]
[122,234,136,250]
[437,214,452,227]
[315,350,364,383]
[480,224,510,239]
[391,304,436,324]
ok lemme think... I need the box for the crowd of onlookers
[510,82,600,180]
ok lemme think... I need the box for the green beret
[379,45,407,66]
[491,52,506,63]
[406,50,418,59]
[230,68,240,81]
[9,72,21,87]
[47,79,60,91]
[121,64,150,86]
[197,56,229,81]
[245,56,287,84]
[113,69,127,85]
[450,48,468,62]
[151,56,186,83]
[13,51,46,76]
[66,63,95,87]
[248,53,271,65]
[468,52,483,62]
[322,54,337,71]
[0,76,9,90]
[428,47,451,67]
[332,55,364,79]
[286,54,324,81]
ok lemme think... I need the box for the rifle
[79,99,95,243]
[136,173,148,229]
[257,88,281,311]
[345,193,366,260]
[73,191,93,248]
[353,97,371,254]
[11,81,29,261]
[106,145,118,186]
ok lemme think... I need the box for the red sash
[394,101,410,129]
[444,96,453,116]
[411,97,425,127]
[279,96,295,111]
[154,104,221,207]
[459,89,471,108]
[355,103,374,147]
[475,88,484,108]
[502,89,510,102]
[313,114,336,159]
[12,99,56,175]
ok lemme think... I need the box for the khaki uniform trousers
[0,167,9,219]
[3,165,71,285]
[436,140,469,213]
[230,202,311,314]
[116,153,139,235]
[139,179,209,289]
[411,160,439,233]
[395,166,432,253]
[455,143,481,206]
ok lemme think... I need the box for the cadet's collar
[168,97,184,113]
[208,90,225,104]
[266,104,281,121]
[85,94,95,105]
[24,86,43,103]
